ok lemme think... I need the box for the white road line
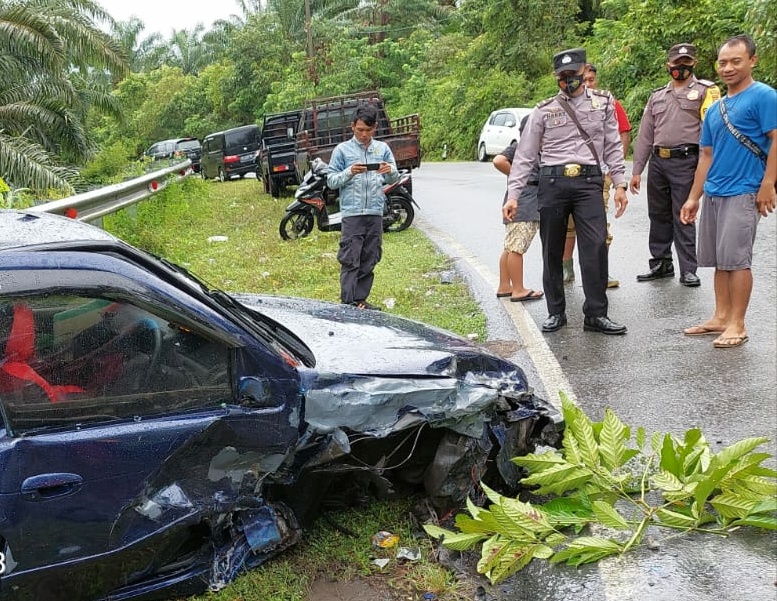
[416,216,577,411]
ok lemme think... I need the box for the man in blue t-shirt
[680,34,777,349]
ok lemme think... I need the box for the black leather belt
[540,164,602,177]
[653,144,699,158]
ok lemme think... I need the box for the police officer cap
[553,48,586,74]
[668,43,697,62]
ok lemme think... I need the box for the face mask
[559,75,584,94]
[668,64,694,81]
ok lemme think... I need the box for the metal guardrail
[29,160,192,222]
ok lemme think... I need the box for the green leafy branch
[424,394,777,584]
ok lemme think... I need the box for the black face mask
[668,64,694,81]
[559,75,584,94]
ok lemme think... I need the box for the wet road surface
[411,161,777,601]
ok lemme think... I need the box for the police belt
[540,164,602,178]
[653,144,699,159]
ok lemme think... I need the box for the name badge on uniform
[687,89,699,100]
[591,97,601,109]
[546,111,566,128]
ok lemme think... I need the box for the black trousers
[645,154,698,273]
[538,175,608,318]
[338,215,383,304]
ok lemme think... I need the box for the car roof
[491,107,532,115]
[0,210,117,249]
[204,124,259,138]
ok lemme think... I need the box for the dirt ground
[307,579,387,601]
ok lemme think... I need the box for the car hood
[232,293,536,438]
[233,293,521,379]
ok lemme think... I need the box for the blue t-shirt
[700,81,777,197]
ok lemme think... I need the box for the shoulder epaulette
[652,85,666,93]
[591,88,612,98]
[535,96,556,109]
[696,79,716,87]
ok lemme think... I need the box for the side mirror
[237,377,275,408]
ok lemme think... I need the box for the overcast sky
[97,0,243,37]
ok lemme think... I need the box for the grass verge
[106,176,486,340]
[102,176,487,600]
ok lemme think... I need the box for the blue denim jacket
[327,136,399,217]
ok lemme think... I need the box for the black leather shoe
[583,316,627,335]
[636,261,674,282]
[679,272,701,287]
[542,313,567,332]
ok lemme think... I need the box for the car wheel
[218,168,226,183]
[477,143,488,162]
[279,210,314,240]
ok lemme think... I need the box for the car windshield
[151,255,315,368]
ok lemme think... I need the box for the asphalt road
[410,161,777,601]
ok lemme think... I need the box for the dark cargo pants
[338,215,383,304]
[539,174,609,318]
[645,153,698,273]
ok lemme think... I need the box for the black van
[200,125,260,181]
[144,137,202,172]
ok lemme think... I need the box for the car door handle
[21,473,84,501]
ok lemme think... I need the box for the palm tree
[0,0,127,192]
[167,25,213,76]
[112,17,167,73]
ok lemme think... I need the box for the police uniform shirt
[507,88,627,202]
[632,76,720,175]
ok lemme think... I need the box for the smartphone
[365,163,381,171]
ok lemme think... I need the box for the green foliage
[746,0,777,88]
[587,0,749,121]
[75,139,145,187]
[424,394,777,584]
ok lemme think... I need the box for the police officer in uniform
[504,48,629,335]
[629,43,720,286]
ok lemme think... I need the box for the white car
[477,107,533,161]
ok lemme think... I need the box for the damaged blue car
[0,210,561,600]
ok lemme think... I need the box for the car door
[0,279,301,599]
[492,111,518,154]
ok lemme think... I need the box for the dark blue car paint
[0,210,560,600]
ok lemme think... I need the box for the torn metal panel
[304,374,499,438]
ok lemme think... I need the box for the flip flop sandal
[684,325,724,336]
[712,335,749,348]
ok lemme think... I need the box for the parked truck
[294,91,421,185]
[258,109,304,197]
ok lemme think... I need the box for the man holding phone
[327,103,399,310]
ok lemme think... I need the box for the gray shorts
[697,193,760,270]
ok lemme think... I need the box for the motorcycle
[279,158,418,240]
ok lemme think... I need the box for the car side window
[493,113,508,127]
[0,295,232,434]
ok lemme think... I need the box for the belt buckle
[563,163,581,177]
[658,147,671,159]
